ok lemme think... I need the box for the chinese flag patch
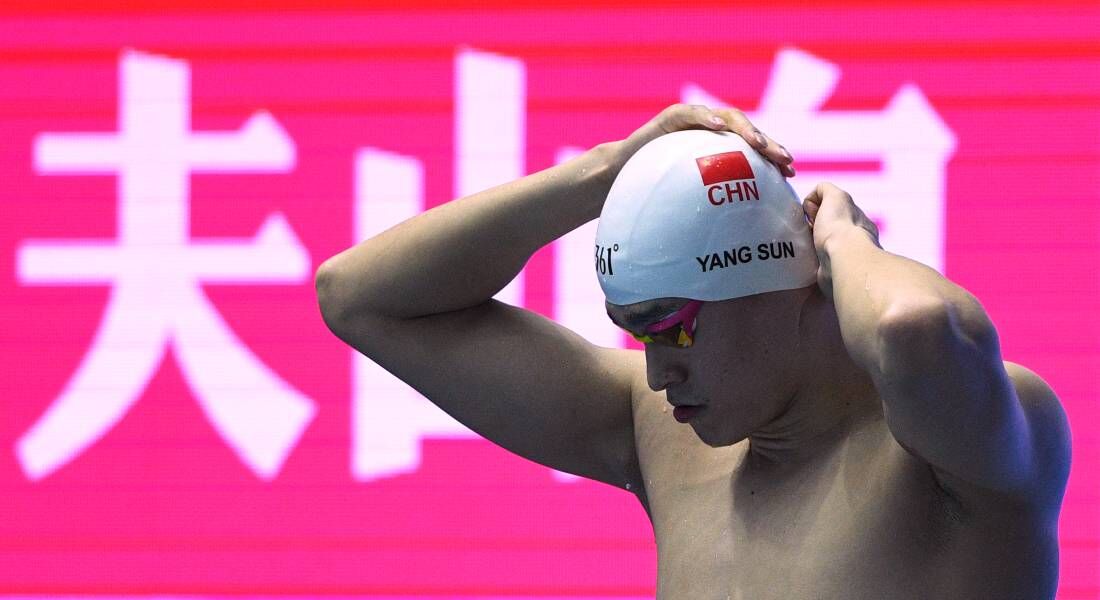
[696,151,754,186]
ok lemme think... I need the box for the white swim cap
[595,129,819,305]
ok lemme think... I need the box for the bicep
[324,299,643,491]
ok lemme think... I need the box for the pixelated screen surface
[1,1,1097,598]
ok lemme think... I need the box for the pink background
[1,2,1098,598]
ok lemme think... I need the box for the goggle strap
[645,300,703,333]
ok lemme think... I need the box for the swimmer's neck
[746,293,883,468]
[745,385,881,468]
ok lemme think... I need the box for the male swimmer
[317,104,1071,599]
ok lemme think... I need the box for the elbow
[875,295,999,382]
[878,297,952,339]
[875,298,956,380]
[314,260,350,334]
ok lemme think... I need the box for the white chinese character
[684,48,957,273]
[15,49,315,481]
[351,48,544,481]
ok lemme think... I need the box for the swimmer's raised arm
[808,183,1070,507]
[315,104,791,491]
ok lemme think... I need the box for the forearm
[317,141,619,321]
[824,226,991,379]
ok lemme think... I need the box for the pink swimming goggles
[621,300,703,348]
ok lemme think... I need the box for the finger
[803,181,855,223]
[712,107,769,152]
[802,186,824,223]
[802,199,820,225]
[803,184,822,206]
[757,133,794,167]
[700,106,728,130]
[659,104,724,134]
[816,181,853,203]
[660,105,795,175]
[712,108,794,167]
[805,181,846,204]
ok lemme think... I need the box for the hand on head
[801,182,882,301]
[606,104,878,305]
[615,103,795,178]
[801,182,881,253]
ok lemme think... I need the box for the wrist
[590,140,627,183]
[822,225,878,258]
[598,139,630,172]
[575,141,623,217]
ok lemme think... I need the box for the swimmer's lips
[672,405,705,423]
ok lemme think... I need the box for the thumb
[802,198,820,225]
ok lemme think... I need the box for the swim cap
[594,129,819,305]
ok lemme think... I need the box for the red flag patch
[696,151,754,186]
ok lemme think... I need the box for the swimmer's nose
[645,353,686,392]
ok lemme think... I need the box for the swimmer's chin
[691,418,754,449]
[695,430,744,449]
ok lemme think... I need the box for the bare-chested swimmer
[316,104,1071,599]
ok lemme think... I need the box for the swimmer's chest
[634,415,961,600]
